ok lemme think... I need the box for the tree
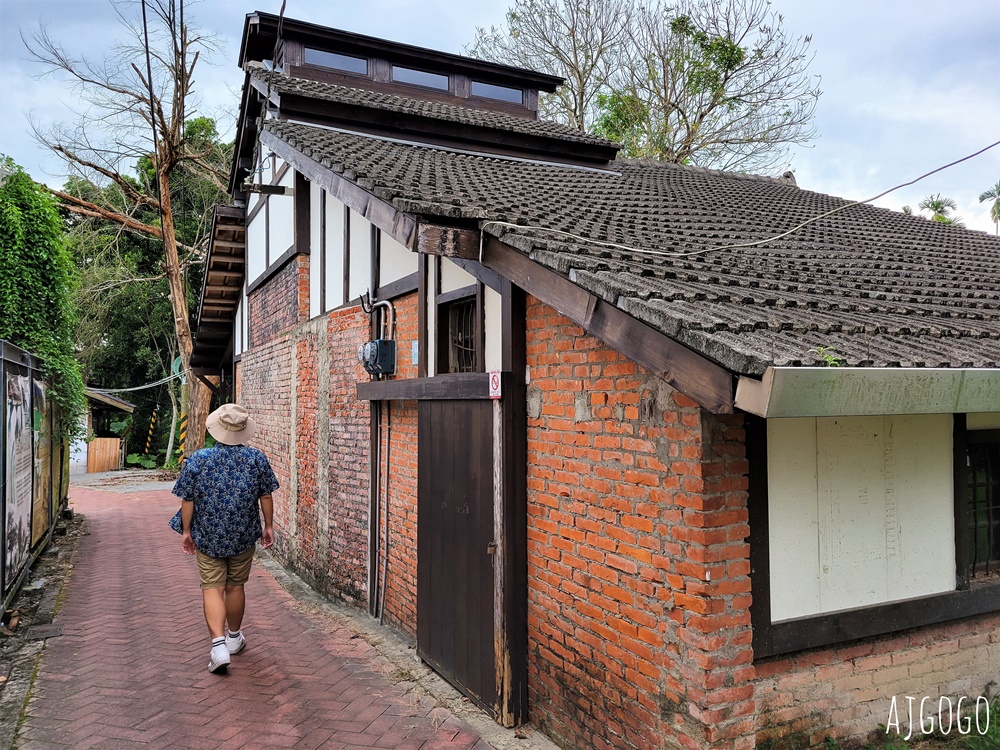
[470,0,821,172]
[23,1,228,454]
[918,193,963,226]
[0,157,85,434]
[979,181,1000,234]
[468,0,630,130]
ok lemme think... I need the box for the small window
[436,295,480,374]
[392,66,449,91]
[304,48,368,75]
[447,298,477,373]
[471,81,524,104]
[966,433,1000,579]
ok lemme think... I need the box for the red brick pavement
[15,486,491,750]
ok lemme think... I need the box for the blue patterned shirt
[170,444,279,558]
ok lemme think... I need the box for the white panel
[242,292,249,351]
[234,296,244,356]
[816,417,888,611]
[769,414,956,621]
[441,257,476,294]
[483,285,503,373]
[309,182,321,318]
[379,232,417,284]
[267,166,294,259]
[891,415,955,597]
[246,208,266,284]
[767,418,821,620]
[324,195,345,311]
[426,257,438,376]
[348,210,372,301]
[968,413,1000,430]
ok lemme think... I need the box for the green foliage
[126,453,157,469]
[0,156,84,436]
[809,345,844,367]
[919,193,963,226]
[669,14,746,98]
[592,90,650,157]
[978,180,1000,231]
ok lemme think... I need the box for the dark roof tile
[265,118,1000,374]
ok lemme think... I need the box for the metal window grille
[967,442,1000,577]
[447,299,477,373]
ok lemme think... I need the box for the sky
[1,0,999,234]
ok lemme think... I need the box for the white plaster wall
[483,286,503,373]
[426,257,438,376]
[267,166,295,257]
[768,414,955,621]
[968,413,1000,430]
[309,182,322,318]
[348,210,372,301]
[440,258,476,293]
[379,233,417,285]
[324,195,345,310]
[246,202,266,284]
[234,296,244,356]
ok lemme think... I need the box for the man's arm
[180,500,195,555]
[259,494,274,549]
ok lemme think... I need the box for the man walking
[170,403,279,673]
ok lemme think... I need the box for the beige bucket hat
[206,403,257,445]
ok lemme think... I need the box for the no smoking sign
[489,371,502,400]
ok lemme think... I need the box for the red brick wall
[524,296,753,750]
[375,293,419,636]
[325,306,373,603]
[248,259,300,347]
[755,614,1000,747]
[239,335,294,558]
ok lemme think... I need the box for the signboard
[5,367,33,586]
[489,371,502,400]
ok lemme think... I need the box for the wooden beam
[261,130,417,250]
[417,224,480,260]
[357,373,492,401]
[481,237,735,414]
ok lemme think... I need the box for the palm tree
[979,181,1000,234]
[919,193,960,223]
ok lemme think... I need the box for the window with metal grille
[966,435,1000,579]
[446,298,477,373]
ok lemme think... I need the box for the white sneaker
[225,631,246,655]
[209,642,231,673]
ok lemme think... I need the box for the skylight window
[471,81,523,104]
[392,66,449,91]
[304,48,368,75]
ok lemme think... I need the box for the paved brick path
[15,486,490,750]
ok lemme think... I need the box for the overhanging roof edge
[736,367,1000,418]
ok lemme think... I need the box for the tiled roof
[248,62,617,150]
[265,118,1000,375]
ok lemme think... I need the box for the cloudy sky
[1,0,998,233]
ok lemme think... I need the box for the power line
[89,371,183,394]
[481,137,1000,260]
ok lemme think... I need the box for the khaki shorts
[196,547,255,590]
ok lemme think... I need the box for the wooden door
[417,398,496,713]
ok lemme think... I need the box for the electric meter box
[358,339,396,376]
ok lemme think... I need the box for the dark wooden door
[417,399,496,713]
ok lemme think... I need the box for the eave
[190,206,245,369]
[254,80,618,167]
[735,367,1000,418]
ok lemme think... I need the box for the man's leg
[224,585,245,632]
[202,587,227,638]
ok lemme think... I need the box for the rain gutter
[734,367,1000,418]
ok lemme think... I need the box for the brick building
[190,11,1000,750]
